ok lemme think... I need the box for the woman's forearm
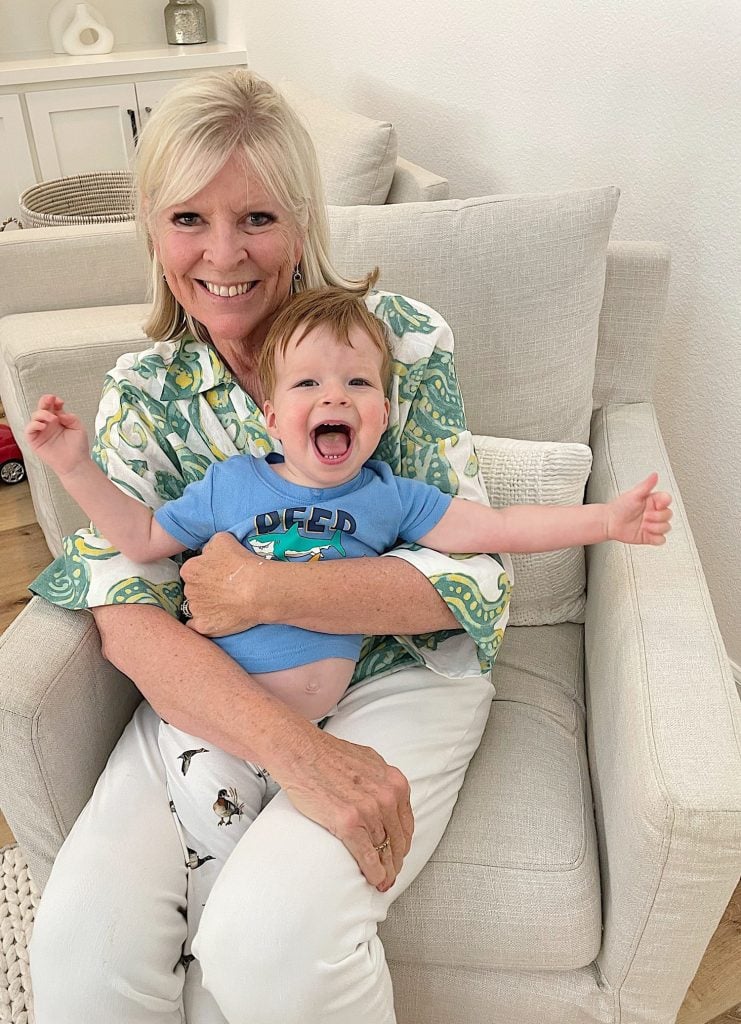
[261,554,458,635]
[91,604,318,772]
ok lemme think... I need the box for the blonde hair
[135,68,374,344]
[258,279,392,398]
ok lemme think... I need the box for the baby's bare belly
[251,657,355,720]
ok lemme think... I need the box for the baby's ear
[262,400,281,440]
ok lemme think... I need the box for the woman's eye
[247,212,274,228]
[172,212,200,226]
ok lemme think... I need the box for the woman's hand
[276,727,414,892]
[180,532,269,636]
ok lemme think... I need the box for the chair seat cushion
[381,623,601,971]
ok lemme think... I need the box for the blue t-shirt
[155,454,451,672]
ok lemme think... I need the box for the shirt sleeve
[154,466,217,551]
[371,293,513,678]
[391,472,453,543]
[29,371,194,616]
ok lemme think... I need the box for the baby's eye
[294,379,317,388]
[349,377,372,387]
[172,212,200,226]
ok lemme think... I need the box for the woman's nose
[204,225,246,268]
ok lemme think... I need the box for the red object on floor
[0,423,26,484]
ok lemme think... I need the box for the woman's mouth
[311,422,354,463]
[198,280,258,298]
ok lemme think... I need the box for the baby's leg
[157,721,279,955]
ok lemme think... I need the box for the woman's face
[150,153,303,352]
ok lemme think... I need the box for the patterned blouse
[30,291,513,685]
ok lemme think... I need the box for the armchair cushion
[382,622,602,971]
[473,435,593,625]
[280,81,398,206]
[328,187,620,443]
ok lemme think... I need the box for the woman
[29,69,512,1024]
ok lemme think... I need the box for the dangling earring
[292,263,303,294]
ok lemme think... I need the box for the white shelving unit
[0,43,248,87]
[0,42,248,218]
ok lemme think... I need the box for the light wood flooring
[0,441,738,1022]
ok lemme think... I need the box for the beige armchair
[0,188,739,1024]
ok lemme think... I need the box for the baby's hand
[606,472,673,546]
[25,394,89,477]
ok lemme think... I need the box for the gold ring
[373,836,391,854]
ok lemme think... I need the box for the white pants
[30,667,493,1024]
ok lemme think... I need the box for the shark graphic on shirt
[246,522,346,562]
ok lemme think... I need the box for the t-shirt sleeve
[393,473,453,542]
[154,464,217,551]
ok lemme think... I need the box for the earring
[292,264,303,294]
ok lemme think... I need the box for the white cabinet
[135,77,189,130]
[26,83,138,179]
[0,46,247,222]
[0,95,36,218]
[26,77,190,179]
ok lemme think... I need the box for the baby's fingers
[37,394,64,413]
[649,491,673,510]
[26,409,57,435]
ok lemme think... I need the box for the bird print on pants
[213,787,244,826]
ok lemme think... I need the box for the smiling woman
[26,67,512,1024]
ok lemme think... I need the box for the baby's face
[262,324,390,488]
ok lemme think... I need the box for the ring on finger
[373,835,391,854]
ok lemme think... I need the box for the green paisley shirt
[31,291,513,683]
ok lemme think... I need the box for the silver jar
[164,0,207,45]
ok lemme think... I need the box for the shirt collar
[159,335,234,401]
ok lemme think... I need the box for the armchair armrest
[386,156,450,204]
[586,402,741,1023]
[0,598,141,891]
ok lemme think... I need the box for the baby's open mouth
[311,422,353,461]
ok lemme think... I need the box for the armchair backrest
[0,189,670,554]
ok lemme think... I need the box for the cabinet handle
[127,108,139,146]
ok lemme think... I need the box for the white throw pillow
[279,81,398,206]
[472,435,593,626]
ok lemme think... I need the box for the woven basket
[19,171,135,228]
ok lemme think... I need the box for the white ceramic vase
[60,3,114,55]
[48,0,110,54]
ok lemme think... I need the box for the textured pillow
[279,81,398,206]
[473,435,593,626]
[328,187,619,443]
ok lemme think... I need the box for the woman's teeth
[203,281,255,297]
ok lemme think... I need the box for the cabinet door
[135,78,191,130]
[0,95,36,219]
[26,84,138,179]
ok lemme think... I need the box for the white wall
[241,0,741,670]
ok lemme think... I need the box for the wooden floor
[0,430,738,1021]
